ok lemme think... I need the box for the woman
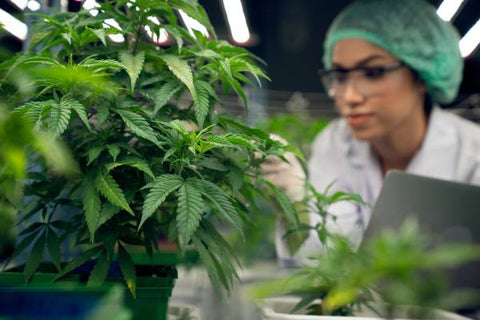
[272,0,480,262]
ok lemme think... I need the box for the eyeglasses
[318,61,405,99]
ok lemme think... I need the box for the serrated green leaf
[80,58,125,71]
[119,51,144,91]
[66,97,92,131]
[228,163,244,192]
[116,109,160,146]
[194,158,227,172]
[61,32,72,44]
[176,182,204,245]
[191,235,223,293]
[105,156,154,178]
[193,80,210,127]
[57,245,103,279]
[169,0,215,37]
[47,229,61,271]
[118,243,136,298]
[49,100,71,136]
[266,181,298,227]
[87,146,104,165]
[152,81,182,116]
[96,172,134,215]
[87,253,110,286]
[106,145,121,161]
[217,115,269,140]
[96,105,110,125]
[13,101,54,127]
[195,49,222,59]
[18,222,45,237]
[24,230,46,282]
[97,202,121,230]
[223,133,255,149]
[159,54,196,101]
[160,24,185,51]
[140,174,184,228]
[90,28,106,46]
[83,177,101,242]
[193,223,239,292]
[188,178,243,238]
[7,231,39,267]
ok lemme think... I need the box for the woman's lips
[346,113,372,127]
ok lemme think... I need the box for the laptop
[363,170,480,290]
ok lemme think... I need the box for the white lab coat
[276,107,480,264]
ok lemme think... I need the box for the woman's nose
[341,79,365,104]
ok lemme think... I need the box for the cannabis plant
[1,0,299,296]
[255,218,480,318]
[0,104,74,261]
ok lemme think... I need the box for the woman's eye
[363,67,385,79]
[333,72,349,83]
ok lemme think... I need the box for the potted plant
[254,187,480,319]
[0,0,300,318]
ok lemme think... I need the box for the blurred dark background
[1,0,480,118]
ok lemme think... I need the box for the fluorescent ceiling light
[7,0,27,10]
[27,0,41,11]
[0,9,27,40]
[436,0,465,22]
[459,18,480,57]
[178,10,208,37]
[222,0,250,43]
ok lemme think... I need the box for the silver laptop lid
[363,170,480,289]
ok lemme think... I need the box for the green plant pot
[0,271,130,320]
[125,275,174,320]
[0,262,177,320]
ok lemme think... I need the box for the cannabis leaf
[194,79,210,127]
[116,109,160,146]
[140,174,184,228]
[177,182,204,245]
[189,178,243,238]
[152,80,183,116]
[49,98,72,136]
[160,54,196,101]
[118,243,136,298]
[96,171,134,215]
[119,51,145,91]
[84,175,102,241]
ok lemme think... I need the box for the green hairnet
[323,0,463,104]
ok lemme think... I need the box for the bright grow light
[436,0,465,22]
[0,9,27,40]
[221,0,250,43]
[7,0,27,10]
[459,18,480,57]
[27,0,41,11]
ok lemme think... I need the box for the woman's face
[331,38,426,141]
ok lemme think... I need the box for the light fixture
[178,10,208,38]
[27,0,41,12]
[459,18,480,57]
[0,9,28,40]
[436,0,466,22]
[7,0,27,10]
[221,0,250,43]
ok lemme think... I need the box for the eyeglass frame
[318,61,406,99]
